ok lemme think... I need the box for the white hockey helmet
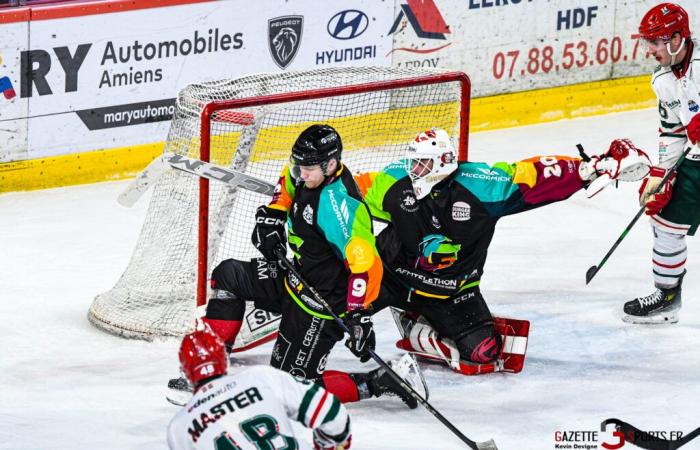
[406,128,458,199]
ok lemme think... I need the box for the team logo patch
[303,204,314,225]
[452,201,471,221]
[289,367,307,380]
[245,308,281,333]
[317,353,328,373]
[268,15,303,69]
[400,189,419,212]
[300,293,323,311]
[689,100,699,113]
[271,332,292,365]
[431,215,441,229]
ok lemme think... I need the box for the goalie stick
[586,145,693,284]
[117,152,275,207]
[274,248,498,450]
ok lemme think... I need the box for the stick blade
[475,439,499,450]
[117,152,170,207]
[585,265,598,285]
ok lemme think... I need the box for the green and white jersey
[167,366,348,450]
[652,38,700,169]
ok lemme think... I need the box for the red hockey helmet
[639,3,691,41]
[179,327,228,386]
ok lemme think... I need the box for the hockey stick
[585,145,693,284]
[602,418,700,450]
[118,152,276,207]
[274,248,498,450]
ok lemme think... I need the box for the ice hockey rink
[1,107,699,450]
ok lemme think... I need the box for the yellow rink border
[0,75,655,194]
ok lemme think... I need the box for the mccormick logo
[268,15,303,69]
[388,0,451,55]
[327,10,369,40]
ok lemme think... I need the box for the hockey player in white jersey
[623,3,700,324]
[167,327,351,450]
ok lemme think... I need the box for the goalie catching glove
[251,205,287,260]
[639,166,676,216]
[578,138,651,198]
[344,308,375,362]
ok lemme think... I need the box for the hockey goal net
[90,67,470,340]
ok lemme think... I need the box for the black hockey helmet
[290,124,342,177]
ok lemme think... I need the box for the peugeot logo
[327,10,369,40]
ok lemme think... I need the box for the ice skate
[623,278,683,325]
[366,353,427,409]
[166,376,192,406]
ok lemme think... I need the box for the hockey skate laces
[638,291,662,307]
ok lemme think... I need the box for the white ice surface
[1,108,699,450]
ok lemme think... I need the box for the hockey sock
[320,370,360,403]
[652,227,687,288]
[204,291,246,345]
[202,318,242,346]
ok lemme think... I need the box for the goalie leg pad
[396,316,530,375]
[454,322,502,364]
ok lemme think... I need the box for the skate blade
[476,439,499,450]
[391,353,429,401]
[622,310,679,325]
[166,389,190,407]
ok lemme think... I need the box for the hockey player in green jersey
[624,3,700,324]
[167,326,352,450]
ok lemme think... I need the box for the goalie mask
[406,128,458,199]
[289,124,342,181]
[179,326,228,386]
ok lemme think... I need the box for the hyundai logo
[327,10,369,40]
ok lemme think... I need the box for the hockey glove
[578,139,651,197]
[344,308,375,363]
[686,114,700,144]
[313,427,352,450]
[639,167,676,216]
[251,205,287,261]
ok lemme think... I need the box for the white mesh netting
[89,67,469,340]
